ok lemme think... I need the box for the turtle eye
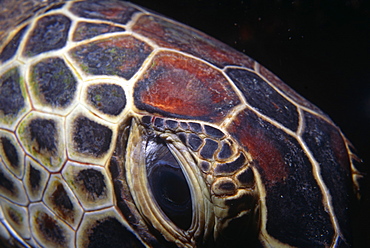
[145,136,193,230]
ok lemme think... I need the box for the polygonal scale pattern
[134,51,241,122]
[0,1,145,246]
[0,0,359,247]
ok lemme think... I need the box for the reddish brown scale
[228,109,339,246]
[134,51,241,122]
[69,0,139,24]
[228,110,288,185]
[101,8,127,19]
[132,15,255,68]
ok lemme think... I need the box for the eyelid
[125,118,213,246]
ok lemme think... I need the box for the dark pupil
[146,137,192,230]
[158,169,189,206]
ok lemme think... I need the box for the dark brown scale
[7,207,22,226]
[112,180,139,224]
[1,137,20,169]
[0,68,24,116]
[180,122,189,130]
[73,22,125,42]
[50,183,75,223]
[177,132,187,145]
[236,167,255,188]
[187,133,203,152]
[217,194,261,246]
[217,141,233,160]
[73,116,112,157]
[225,193,258,219]
[70,36,153,79]
[212,180,237,196]
[84,217,145,248]
[188,122,202,133]
[200,139,218,160]
[32,57,77,108]
[218,182,236,193]
[24,14,71,57]
[216,211,261,248]
[0,171,15,195]
[214,153,246,175]
[200,161,211,173]
[87,84,126,116]
[0,25,28,62]
[226,68,300,132]
[108,157,121,180]
[258,66,325,115]
[302,111,353,242]
[29,164,42,191]
[29,118,58,154]
[164,119,178,130]
[141,115,152,127]
[153,117,165,130]
[36,212,66,246]
[75,169,107,200]
[204,125,225,139]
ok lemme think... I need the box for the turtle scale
[0,0,362,248]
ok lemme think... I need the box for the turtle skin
[0,0,362,247]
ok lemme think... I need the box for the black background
[130,0,370,246]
